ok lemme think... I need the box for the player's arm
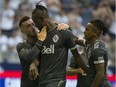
[33,57,39,66]
[28,27,46,80]
[16,26,47,63]
[91,63,104,87]
[90,49,105,87]
[57,23,86,46]
[66,56,84,76]
[71,49,88,73]
[74,35,86,46]
[16,44,40,80]
[67,67,84,76]
[16,43,41,63]
[29,58,39,80]
[29,26,47,80]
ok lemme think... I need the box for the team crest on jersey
[94,42,99,49]
[53,34,59,43]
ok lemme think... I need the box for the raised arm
[16,26,47,63]
[16,40,42,63]
[67,67,84,76]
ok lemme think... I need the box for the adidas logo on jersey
[42,45,54,54]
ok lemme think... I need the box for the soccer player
[31,4,88,87]
[75,19,112,87]
[17,16,47,87]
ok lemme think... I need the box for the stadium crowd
[0,0,115,76]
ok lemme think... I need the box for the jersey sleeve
[16,40,42,63]
[91,48,106,64]
[63,30,76,50]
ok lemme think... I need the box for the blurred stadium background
[0,0,115,87]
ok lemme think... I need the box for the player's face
[32,14,44,31]
[84,23,96,40]
[21,19,36,36]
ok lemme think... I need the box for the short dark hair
[19,16,30,28]
[90,19,108,35]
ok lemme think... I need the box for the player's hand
[74,35,79,40]
[77,68,84,74]
[34,26,47,41]
[29,63,39,80]
[74,35,79,42]
[57,23,69,30]
[77,68,87,76]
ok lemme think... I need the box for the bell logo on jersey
[42,45,54,54]
[53,34,59,43]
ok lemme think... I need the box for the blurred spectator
[109,11,116,39]
[7,30,22,63]
[92,0,114,44]
[0,34,9,63]
[0,30,22,63]
[45,0,61,17]
[8,0,21,10]
[92,1,113,27]
[1,0,15,37]
[60,0,77,13]
[55,11,69,23]
[68,7,84,39]
[0,0,3,29]
[107,0,115,12]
